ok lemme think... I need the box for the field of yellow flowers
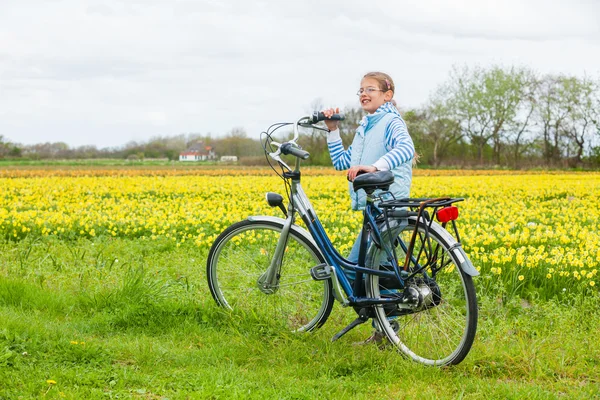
[1,168,598,299]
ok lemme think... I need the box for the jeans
[345,229,397,328]
[345,229,395,296]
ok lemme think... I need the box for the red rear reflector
[436,206,459,223]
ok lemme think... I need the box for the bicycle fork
[256,214,294,294]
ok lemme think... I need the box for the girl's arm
[327,129,351,171]
[372,117,414,171]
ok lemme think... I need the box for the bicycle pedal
[310,263,332,281]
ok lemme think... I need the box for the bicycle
[206,112,479,366]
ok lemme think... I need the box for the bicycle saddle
[352,170,395,193]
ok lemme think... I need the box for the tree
[421,101,463,167]
[561,76,600,166]
[0,135,11,158]
[536,75,577,165]
[407,86,465,167]
[446,65,534,165]
[215,128,263,158]
[22,142,70,159]
[8,145,22,158]
[504,71,539,168]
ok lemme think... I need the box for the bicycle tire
[366,217,478,366]
[207,219,334,332]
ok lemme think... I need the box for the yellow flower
[546,273,552,279]
[70,341,78,345]
[47,380,57,385]
[591,281,596,287]
[3,169,600,298]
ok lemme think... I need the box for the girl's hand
[347,165,377,181]
[321,107,340,132]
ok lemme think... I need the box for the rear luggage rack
[372,196,466,280]
[378,197,464,209]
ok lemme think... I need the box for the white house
[179,143,216,162]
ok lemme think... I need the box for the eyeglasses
[356,87,385,96]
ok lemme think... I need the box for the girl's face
[358,77,393,114]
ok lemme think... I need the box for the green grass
[1,237,599,399]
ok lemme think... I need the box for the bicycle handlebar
[268,112,346,171]
[281,142,309,160]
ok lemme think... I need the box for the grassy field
[1,168,599,398]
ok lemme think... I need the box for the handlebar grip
[281,143,310,160]
[310,111,345,123]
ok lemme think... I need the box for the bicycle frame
[262,156,408,309]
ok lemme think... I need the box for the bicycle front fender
[246,215,320,254]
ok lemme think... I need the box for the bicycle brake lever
[268,147,292,171]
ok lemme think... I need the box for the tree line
[0,129,264,163]
[2,65,599,168]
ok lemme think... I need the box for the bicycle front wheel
[367,218,478,366]
[207,219,334,332]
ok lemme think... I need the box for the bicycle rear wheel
[207,219,334,332]
[366,218,477,366]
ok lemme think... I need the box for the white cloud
[0,0,598,147]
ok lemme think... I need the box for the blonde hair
[362,71,395,94]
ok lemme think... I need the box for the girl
[323,71,415,264]
[323,71,415,344]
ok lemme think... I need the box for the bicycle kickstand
[331,308,370,342]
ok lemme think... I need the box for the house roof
[182,143,214,156]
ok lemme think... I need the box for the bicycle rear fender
[451,245,479,276]
[426,218,479,277]
[246,215,320,253]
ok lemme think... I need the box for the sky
[1,0,599,148]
